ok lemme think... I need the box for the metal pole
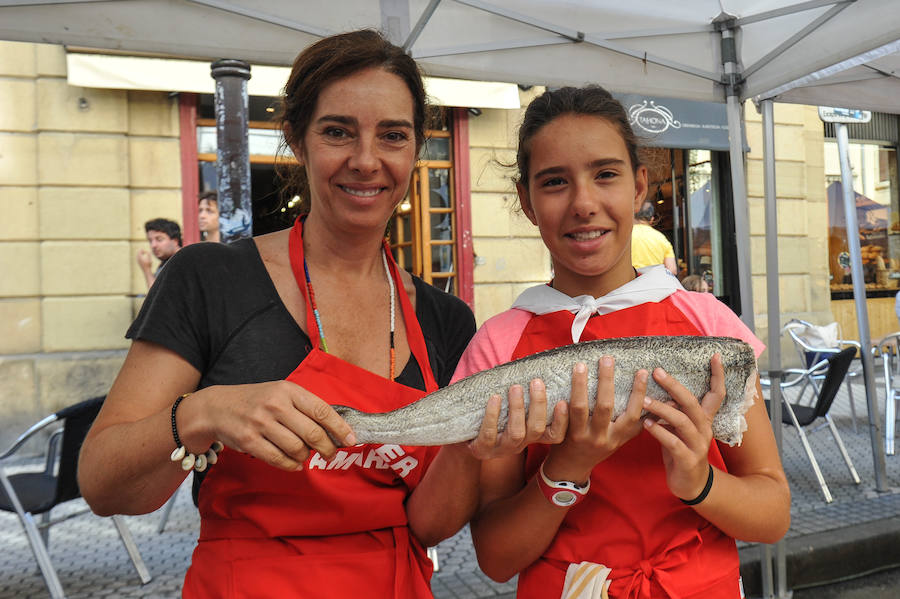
[720,24,755,331]
[210,59,252,243]
[835,122,889,491]
[671,157,681,262]
[761,99,789,599]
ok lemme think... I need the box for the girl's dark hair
[515,85,641,186]
[276,29,428,204]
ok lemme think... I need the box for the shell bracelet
[170,392,224,472]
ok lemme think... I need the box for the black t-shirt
[128,238,476,390]
[127,238,476,502]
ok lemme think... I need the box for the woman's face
[517,113,648,298]
[294,67,417,234]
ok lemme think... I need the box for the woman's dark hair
[276,29,428,204]
[515,85,641,186]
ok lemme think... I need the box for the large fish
[334,336,759,447]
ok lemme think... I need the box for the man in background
[631,201,678,275]
[137,218,182,289]
[198,190,220,243]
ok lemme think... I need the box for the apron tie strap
[613,529,702,599]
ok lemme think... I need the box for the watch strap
[537,460,590,507]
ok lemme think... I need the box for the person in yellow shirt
[631,201,677,275]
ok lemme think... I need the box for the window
[641,147,736,304]
[390,123,458,294]
[825,142,900,296]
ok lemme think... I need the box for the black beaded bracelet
[170,393,190,449]
[680,464,714,506]
[169,393,223,473]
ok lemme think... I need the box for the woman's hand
[468,379,568,460]
[641,353,726,501]
[200,380,357,471]
[543,357,647,482]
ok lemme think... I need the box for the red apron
[183,218,440,599]
[513,302,741,599]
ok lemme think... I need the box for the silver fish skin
[333,336,759,448]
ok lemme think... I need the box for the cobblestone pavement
[2,363,899,598]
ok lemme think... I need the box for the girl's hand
[543,357,647,482]
[642,353,726,501]
[469,380,568,460]
[202,380,356,471]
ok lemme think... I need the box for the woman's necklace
[303,246,397,380]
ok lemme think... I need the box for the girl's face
[517,113,648,298]
[294,67,417,234]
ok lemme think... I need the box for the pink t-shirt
[453,285,763,382]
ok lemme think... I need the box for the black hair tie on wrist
[680,464,714,506]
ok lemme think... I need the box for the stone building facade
[2,39,848,444]
[1,41,182,439]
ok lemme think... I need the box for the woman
[460,85,790,598]
[78,30,560,598]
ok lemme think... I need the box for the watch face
[553,490,578,506]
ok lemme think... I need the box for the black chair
[782,319,862,431]
[765,346,861,504]
[0,396,152,598]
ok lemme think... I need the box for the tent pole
[211,59,253,242]
[762,98,789,599]
[726,95,754,330]
[835,123,889,491]
[720,24,755,330]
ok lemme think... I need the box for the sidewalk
[1,362,899,598]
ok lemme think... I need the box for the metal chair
[782,319,862,431]
[156,487,179,533]
[0,396,152,598]
[765,346,861,504]
[871,332,900,455]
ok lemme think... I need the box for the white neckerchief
[511,265,681,344]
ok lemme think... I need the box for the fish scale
[333,336,759,447]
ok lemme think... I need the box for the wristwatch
[537,460,591,507]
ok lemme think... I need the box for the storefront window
[389,115,458,295]
[643,147,732,300]
[826,142,900,296]
[686,149,723,294]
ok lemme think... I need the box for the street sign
[818,106,872,123]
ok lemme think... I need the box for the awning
[65,52,522,109]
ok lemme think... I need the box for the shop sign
[818,106,872,123]
[612,93,739,151]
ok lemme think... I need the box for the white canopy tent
[3,2,899,594]
[2,0,899,321]
[1,0,897,102]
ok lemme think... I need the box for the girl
[78,30,559,598]
[460,86,790,598]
